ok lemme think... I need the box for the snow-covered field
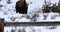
[4,26,60,32]
[1,0,60,32]
[0,0,60,22]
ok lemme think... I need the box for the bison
[15,0,28,14]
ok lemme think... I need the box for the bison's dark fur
[15,0,28,14]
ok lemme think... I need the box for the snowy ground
[0,0,60,22]
[4,26,60,32]
[1,0,60,32]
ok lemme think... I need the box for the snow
[0,0,60,32]
[4,26,60,32]
[0,0,60,22]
